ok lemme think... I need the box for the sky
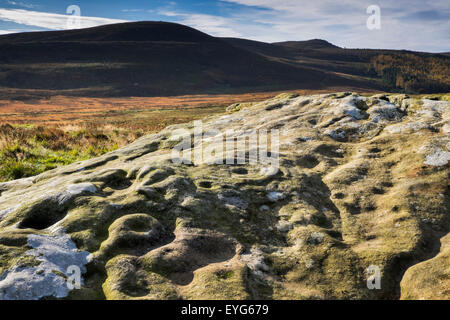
[0,0,449,52]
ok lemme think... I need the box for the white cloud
[121,9,143,13]
[0,8,128,30]
[7,1,37,9]
[0,28,29,34]
[159,11,242,37]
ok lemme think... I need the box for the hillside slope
[0,22,375,97]
[224,37,450,93]
[0,92,448,300]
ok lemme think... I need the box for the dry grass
[0,123,143,181]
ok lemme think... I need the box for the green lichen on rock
[0,92,448,300]
[226,102,258,113]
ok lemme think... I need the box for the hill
[0,92,448,299]
[274,39,340,50]
[0,22,375,98]
[0,21,448,97]
[224,37,450,93]
[0,21,217,43]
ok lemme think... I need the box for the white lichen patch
[442,123,450,134]
[325,128,346,141]
[260,166,279,176]
[0,205,20,220]
[368,101,403,123]
[332,96,367,120]
[424,148,450,167]
[267,191,286,202]
[304,257,315,269]
[385,121,429,134]
[66,183,97,195]
[308,232,326,245]
[0,232,92,300]
[240,248,269,274]
[419,140,450,167]
[276,221,293,233]
[218,193,249,210]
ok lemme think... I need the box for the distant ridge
[274,39,340,50]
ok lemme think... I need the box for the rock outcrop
[0,93,448,300]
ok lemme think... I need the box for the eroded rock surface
[0,93,448,300]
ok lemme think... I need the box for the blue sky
[0,0,449,52]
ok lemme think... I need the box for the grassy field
[0,123,131,181]
[0,104,230,182]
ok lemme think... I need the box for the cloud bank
[0,8,127,30]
